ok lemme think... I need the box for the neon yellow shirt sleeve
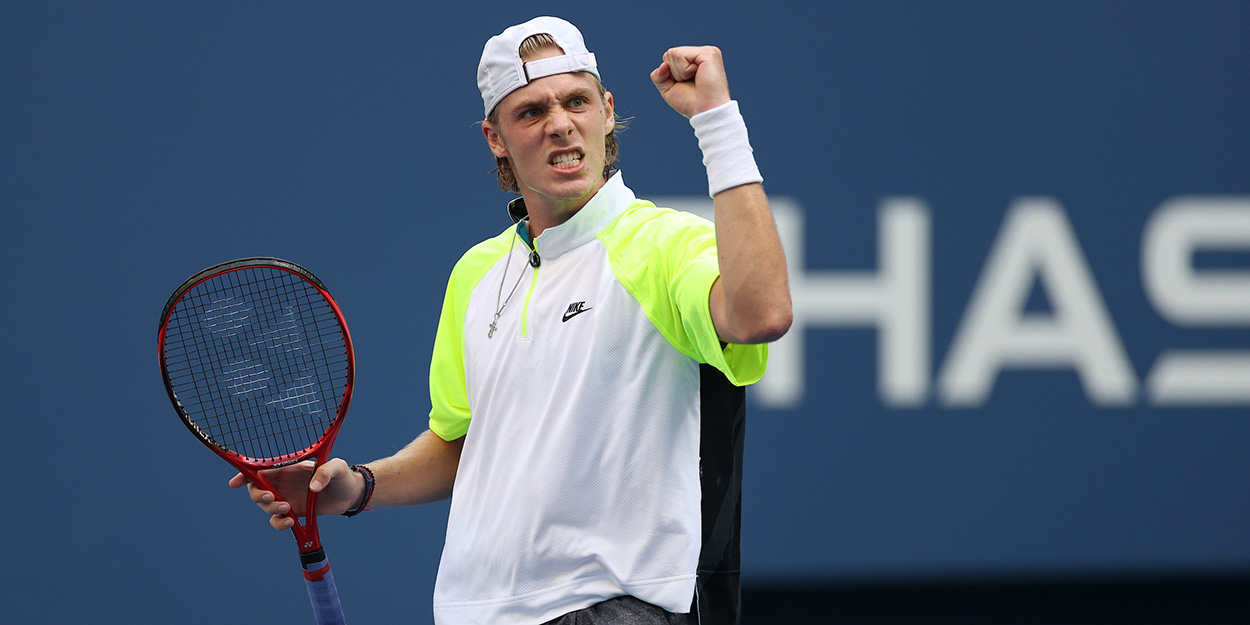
[601,202,768,386]
[428,229,514,440]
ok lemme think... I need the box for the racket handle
[301,549,347,625]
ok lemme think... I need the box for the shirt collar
[507,172,634,258]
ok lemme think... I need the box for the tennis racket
[158,257,354,625]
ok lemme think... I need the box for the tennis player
[232,16,791,625]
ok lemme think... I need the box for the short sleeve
[601,202,768,386]
[428,229,516,440]
[428,263,473,441]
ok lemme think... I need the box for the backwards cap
[477,16,599,118]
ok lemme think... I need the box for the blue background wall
[4,2,1248,623]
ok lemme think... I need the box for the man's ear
[482,121,509,159]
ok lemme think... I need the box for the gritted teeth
[551,151,583,167]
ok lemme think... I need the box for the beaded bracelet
[342,464,375,517]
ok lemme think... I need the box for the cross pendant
[488,313,499,338]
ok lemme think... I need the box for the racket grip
[301,549,347,625]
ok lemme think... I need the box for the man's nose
[547,108,574,137]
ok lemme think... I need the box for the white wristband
[690,100,763,198]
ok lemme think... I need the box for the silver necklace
[489,224,531,338]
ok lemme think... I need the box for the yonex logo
[562,301,592,322]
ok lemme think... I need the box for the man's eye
[521,109,541,118]
[569,97,586,107]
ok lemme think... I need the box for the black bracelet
[342,464,375,517]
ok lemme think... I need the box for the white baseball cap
[477,16,599,118]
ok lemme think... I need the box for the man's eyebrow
[563,85,595,99]
[506,96,547,113]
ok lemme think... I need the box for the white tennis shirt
[427,173,767,625]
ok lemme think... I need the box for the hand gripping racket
[158,258,354,625]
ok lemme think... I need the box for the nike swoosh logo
[562,304,592,322]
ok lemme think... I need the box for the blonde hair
[486,33,627,193]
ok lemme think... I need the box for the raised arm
[651,46,792,344]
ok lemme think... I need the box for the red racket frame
[158,258,355,560]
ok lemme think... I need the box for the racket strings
[163,267,350,463]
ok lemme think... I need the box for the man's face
[483,58,614,216]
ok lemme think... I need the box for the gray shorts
[541,596,696,625]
